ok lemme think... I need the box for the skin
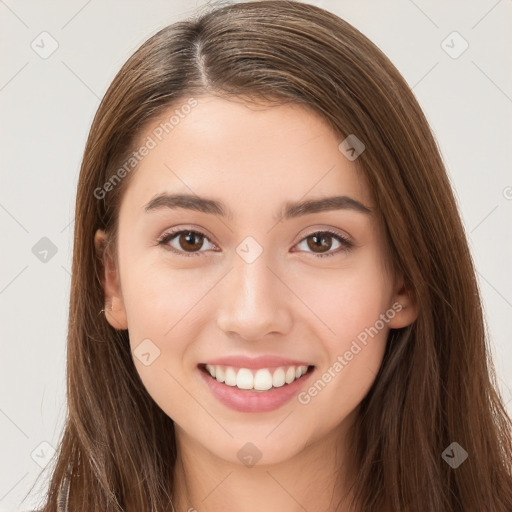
[95,95,417,512]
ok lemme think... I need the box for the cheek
[119,255,218,384]
[118,259,206,420]
[295,257,391,406]
[120,250,208,334]
[299,258,391,345]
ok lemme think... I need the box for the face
[96,95,417,467]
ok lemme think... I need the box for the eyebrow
[144,193,372,222]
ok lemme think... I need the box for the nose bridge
[216,246,292,339]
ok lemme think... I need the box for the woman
[29,1,512,511]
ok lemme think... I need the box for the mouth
[198,363,315,393]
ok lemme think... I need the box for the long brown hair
[29,1,512,511]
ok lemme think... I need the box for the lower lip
[198,365,315,413]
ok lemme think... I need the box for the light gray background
[1,1,511,510]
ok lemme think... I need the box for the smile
[201,363,312,391]
[198,363,316,413]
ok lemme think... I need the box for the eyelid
[291,228,353,258]
[156,225,354,258]
[156,226,219,257]
[156,224,218,245]
[294,224,353,245]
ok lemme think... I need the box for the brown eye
[158,230,217,257]
[177,231,205,252]
[295,231,353,258]
[306,233,334,253]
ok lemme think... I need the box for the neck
[171,412,359,512]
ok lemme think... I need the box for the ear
[387,275,418,329]
[94,229,128,330]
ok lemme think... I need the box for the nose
[216,252,293,341]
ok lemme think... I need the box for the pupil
[309,234,331,252]
[182,232,202,251]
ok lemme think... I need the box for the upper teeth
[205,364,309,391]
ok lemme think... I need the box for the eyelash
[156,228,354,259]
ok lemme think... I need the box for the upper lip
[201,355,313,370]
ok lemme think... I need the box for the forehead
[120,95,373,217]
